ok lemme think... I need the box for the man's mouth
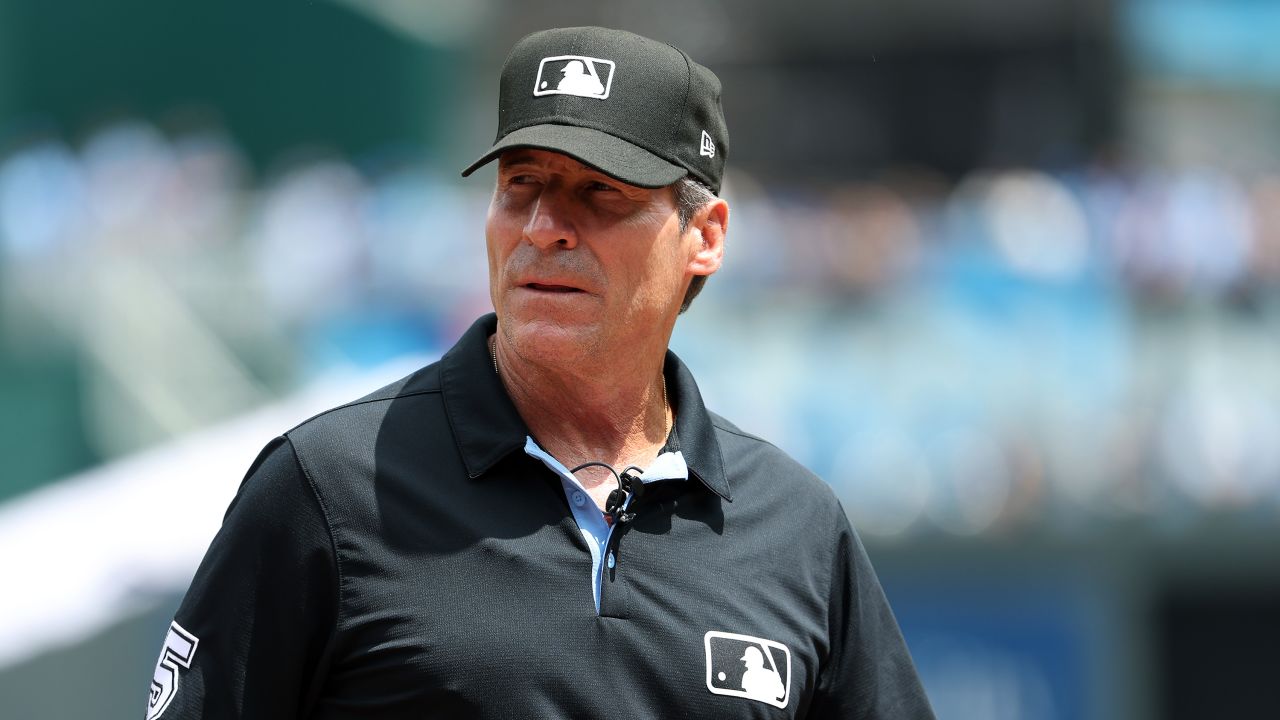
[525,283,582,293]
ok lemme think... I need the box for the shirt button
[607,553,616,569]
[572,491,586,507]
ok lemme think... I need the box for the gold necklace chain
[488,334,670,434]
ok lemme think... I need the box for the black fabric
[154,313,934,719]
[465,124,686,190]
[461,26,730,193]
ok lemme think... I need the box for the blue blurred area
[891,577,1103,720]
[1127,0,1280,87]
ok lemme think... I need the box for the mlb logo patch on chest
[704,630,792,708]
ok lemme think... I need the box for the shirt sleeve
[145,436,339,719]
[808,504,936,719]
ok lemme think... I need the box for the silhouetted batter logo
[704,630,792,708]
[533,55,616,100]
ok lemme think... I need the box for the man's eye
[509,174,537,185]
[587,180,619,193]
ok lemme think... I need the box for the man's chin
[501,315,602,363]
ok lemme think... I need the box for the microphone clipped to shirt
[572,462,647,525]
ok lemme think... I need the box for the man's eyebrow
[498,153,539,170]
[498,153,601,176]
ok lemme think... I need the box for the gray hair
[674,176,719,313]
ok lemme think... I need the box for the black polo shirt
[148,314,934,719]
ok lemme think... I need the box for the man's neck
[490,333,672,494]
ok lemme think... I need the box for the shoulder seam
[283,437,346,628]
[710,418,772,446]
[288,387,442,433]
[818,499,845,676]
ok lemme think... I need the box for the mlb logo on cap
[533,55,616,100]
[704,631,791,708]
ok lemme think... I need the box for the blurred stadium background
[1,0,1278,717]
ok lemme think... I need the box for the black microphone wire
[569,461,647,523]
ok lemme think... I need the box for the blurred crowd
[2,119,1278,537]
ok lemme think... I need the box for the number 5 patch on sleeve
[147,621,200,719]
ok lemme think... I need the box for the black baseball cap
[461,26,729,194]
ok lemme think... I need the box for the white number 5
[147,621,200,719]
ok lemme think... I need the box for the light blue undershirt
[522,436,689,614]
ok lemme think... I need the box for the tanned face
[486,149,715,368]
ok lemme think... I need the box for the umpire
[146,26,935,719]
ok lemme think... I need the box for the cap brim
[461,124,686,189]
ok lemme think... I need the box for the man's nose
[523,187,578,250]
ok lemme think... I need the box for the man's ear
[687,198,729,277]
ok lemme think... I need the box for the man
[740,645,787,703]
[146,26,934,719]
[554,58,605,96]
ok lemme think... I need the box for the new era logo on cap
[700,130,715,158]
[704,631,791,708]
[533,55,616,100]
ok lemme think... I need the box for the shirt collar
[439,313,732,501]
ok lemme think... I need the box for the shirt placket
[522,437,687,619]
